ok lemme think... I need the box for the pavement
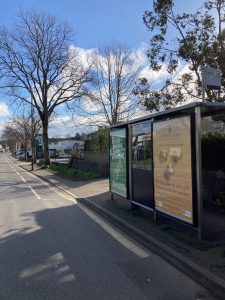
[13,157,225,299]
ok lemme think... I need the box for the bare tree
[79,42,142,126]
[1,125,22,153]
[2,112,41,159]
[0,9,91,164]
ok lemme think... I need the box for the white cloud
[167,63,200,104]
[130,43,148,68]
[0,120,7,137]
[131,106,151,119]
[0,102,10,117]
[140,65,168,84]
[0,103,10,137]
[129,43,169,85]
[172,63,192,82]
[60,44,170,131]
[48,116,75,137]
[69,45,95,69]
[48,115,99,137]
[73,43,170,86]
[69,43,170,94]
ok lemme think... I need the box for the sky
[0,0,203,137]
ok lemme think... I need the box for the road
[0,152,216,300]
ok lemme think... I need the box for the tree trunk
[31,133,36,170]
[32,139,36,164]
[24,138,27,160]
[42,118,50,165]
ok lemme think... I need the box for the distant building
[35,135,85,157]
[49,137,84,154]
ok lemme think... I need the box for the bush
[202,133,225,210]
[202,133,225,171]
[49,163,100,179]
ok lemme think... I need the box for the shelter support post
[195,107,203,240]
[128,125,133,210]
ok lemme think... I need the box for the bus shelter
[109,102,225,240]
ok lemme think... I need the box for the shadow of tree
[0,199,133,300]
[0,203,88,299]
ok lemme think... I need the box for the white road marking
[16,172,20,176]
[20,167,77,203]
[28,186,41,200]
[80,205,150,258]
[20,176,26,182]
[27,172,37,179]
[6,155,149,258]
[49,186,77,203]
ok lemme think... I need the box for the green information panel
[110,129,127,198]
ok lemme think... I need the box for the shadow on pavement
[0,202,218,300]
[0,203,114,300]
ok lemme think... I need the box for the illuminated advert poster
[110,129,127,198]
[153,116,193,224]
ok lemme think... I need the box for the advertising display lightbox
[153,116,193,224]
[110,129,127,198]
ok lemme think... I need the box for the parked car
[58,153,69,159]
[17,150,31,160]
[18,153,26,160]
[15,150,25,157]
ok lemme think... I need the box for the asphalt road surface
[0,152,216,300]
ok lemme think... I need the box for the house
[48,137,84,154]
[35,135,85,157]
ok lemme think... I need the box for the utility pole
[201,67,206,103]
[31,97,35,171]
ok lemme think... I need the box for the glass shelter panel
[110,128,127,198]
[132,122,152,171]
[131,122,154,208]
[201,115,225,238]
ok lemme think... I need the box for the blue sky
[1,0,151,49]
[0,0,203,136]
[0,0,202,50]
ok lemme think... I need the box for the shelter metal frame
[109,102,225,240]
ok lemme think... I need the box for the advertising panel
[153,116,193,224]
[110,128,127,198]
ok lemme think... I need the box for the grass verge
[37,163,101,180]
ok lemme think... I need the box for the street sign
[202,67,221,90]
